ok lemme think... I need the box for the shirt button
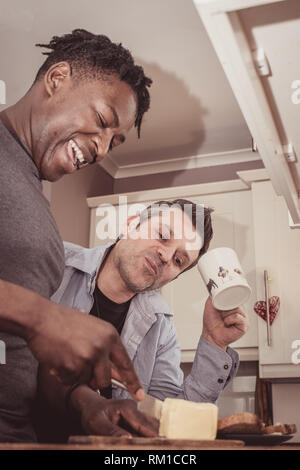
[224,364,229,370]
[218,378,224,384]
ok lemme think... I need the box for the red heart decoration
[254,296,280,325]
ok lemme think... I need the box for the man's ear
[44,62,72,97]
[120,215,140,239]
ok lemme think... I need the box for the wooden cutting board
[69,435,244,449]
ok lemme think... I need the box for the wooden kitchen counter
[0,441,299,450]
[0,433,298,450]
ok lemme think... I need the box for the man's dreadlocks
[35,29,152,137]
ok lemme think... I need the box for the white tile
[217,397,247,419]
[248,396,255,414]
[231,376,257,393]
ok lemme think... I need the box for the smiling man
[1,30,150,182]
[36,199,249,441]
[0,29,155,442]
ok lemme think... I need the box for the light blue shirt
[51,242,239,403]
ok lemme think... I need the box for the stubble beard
[116,254,157,294]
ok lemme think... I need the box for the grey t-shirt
[0,121,65,442]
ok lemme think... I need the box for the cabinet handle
[264,270,271,346]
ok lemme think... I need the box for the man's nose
[92,133,111,161]
[158,245,174,264]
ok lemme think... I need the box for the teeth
[70,139,85,163]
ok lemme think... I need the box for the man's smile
[66,139,91,170]
[58,137,98,176]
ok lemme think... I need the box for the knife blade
[111,378,163,420]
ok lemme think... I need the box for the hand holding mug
[202,297,249,350]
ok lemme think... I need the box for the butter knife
[111,378,163,420]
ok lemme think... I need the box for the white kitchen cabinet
[87,178,259,362]
[252,180,300,378]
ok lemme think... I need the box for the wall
[50,164,113,247]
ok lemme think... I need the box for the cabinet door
[252,181,300,378]
[161,189,258,357]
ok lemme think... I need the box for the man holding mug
[35,199,249,441]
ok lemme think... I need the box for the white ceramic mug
[197,247,251,310]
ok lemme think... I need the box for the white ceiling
[0,0,254,176]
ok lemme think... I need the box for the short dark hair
[139,199,214,273]
[35,29,152,137]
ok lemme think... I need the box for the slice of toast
[218,413,297,436]
[218,412,265,434]
[264,423,297,435]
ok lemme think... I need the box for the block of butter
[159,398,218,440]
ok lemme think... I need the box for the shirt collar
[64,241,115,276]
[63,241,173,316]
